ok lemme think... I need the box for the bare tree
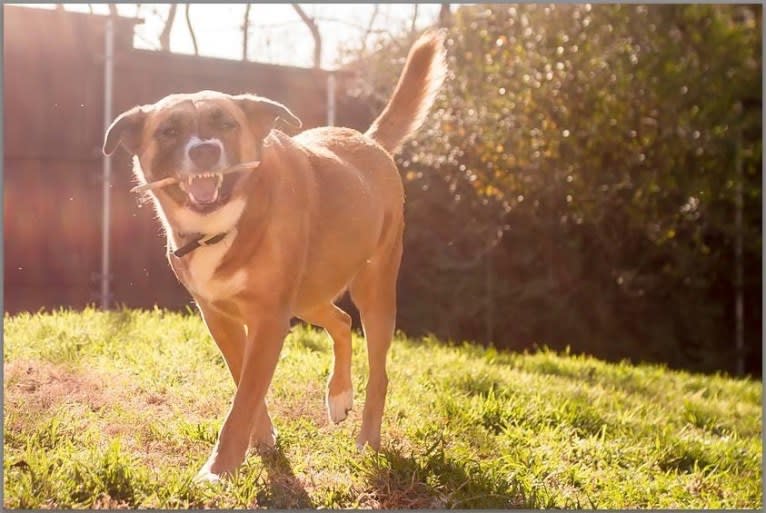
[108,4,117,17]
[291,4,322,68]
[242,4,252,61]
[439,3,451,28]
[315,15,400,46]
[185,4,198,55]
[361,4,380,54]
[410,4,420,37]
[159,4,178,52]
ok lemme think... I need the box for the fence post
[101,15,114,310]
[327,71,336,127]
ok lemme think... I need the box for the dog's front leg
[197,300,277,450]
[196,310,289,481]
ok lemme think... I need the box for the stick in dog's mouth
[130,160,261,194]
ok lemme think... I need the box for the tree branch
[361,4,380,55]
[159,4,177,52]
[185,4,198,55]
[410,4,419,37]
[314,16,403,51]
[439,3,451,28]
[291,4,322,68]
[242,4,251,61]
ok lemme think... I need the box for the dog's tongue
[187,177,218,203]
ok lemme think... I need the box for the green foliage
[3,309,762,508]
[347,4,762,374]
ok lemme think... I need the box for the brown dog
[103,30,446,481]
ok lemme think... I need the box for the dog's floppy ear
[232,94,302,138]
[103,106,148,156]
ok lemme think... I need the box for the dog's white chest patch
[166,198,248,302]
[185,237,247,302]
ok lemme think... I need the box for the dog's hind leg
[349,222,403,451]
[298,303,354,423]
[197,301,276,451]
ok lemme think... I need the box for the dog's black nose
[189,142,221,170]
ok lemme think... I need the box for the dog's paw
[193,468,222,484]
[249,426,278,452]
[327,388,353,424]
[355,431,381,453]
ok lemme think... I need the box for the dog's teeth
[183,172,222,184]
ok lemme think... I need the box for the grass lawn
[3,308,762,508]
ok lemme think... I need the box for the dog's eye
[157,126,178,138]
[221,121,238,130]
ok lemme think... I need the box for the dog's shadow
[245,441,526,508]
[360,447,526,509]
[254,446,314,508]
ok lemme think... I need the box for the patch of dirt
[4,360,222,423]
[91,493,131,510]
[5,359,380,480]
[3,359,218,469]
[5,360,120,414]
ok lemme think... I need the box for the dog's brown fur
[103,30,446,480]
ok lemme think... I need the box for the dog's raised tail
[365,29,447,154]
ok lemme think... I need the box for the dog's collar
[174,232,227,258]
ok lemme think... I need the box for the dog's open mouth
[179,172,225,208]
[131,161,260,213]
[179,173,223,205]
